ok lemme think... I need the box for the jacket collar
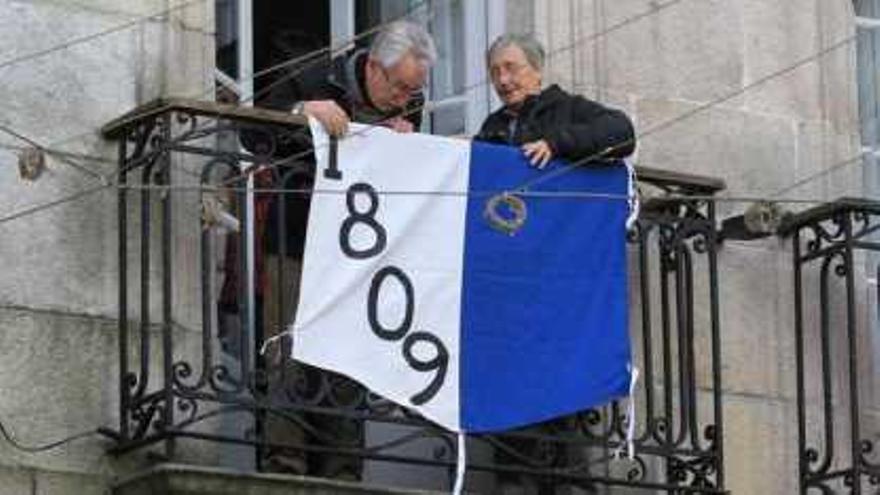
[522,84,566,114]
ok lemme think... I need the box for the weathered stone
[598,0,744,103]
[505,0,535,35]
[0,465,33,495]
[35,469,109,495]
[740,0,825,121]
[634,98,797,218]
[722,395,799,494]
[792,121,862,211]
[706,244,797,400]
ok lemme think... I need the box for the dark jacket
[475,84,635,162]
[250,49,426,257]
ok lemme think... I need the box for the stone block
[0,167,118,316]
[0,308,121,473]
[704,244,797,400]
[505,0,535,35]
[598,0,744,103]
[634,98,796,219]
[722,395,799,494]
[35,469,109,495]
[0,307,208,473]
[0,465,33,495]
[791,121,862,211]
[740,0,825,121]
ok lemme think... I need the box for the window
[854,0,880,399]
[225,0,504,136]
[855,0,880,193]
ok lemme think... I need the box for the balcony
[98,99,879,494]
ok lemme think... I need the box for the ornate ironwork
[103,99,729,493]
[781,199,880,495]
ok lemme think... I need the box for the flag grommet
[484,193,527,236]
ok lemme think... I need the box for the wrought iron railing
[780,199,880,495]
[101,98,730,493]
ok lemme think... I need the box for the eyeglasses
[379,66,423,96]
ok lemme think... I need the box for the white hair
[369,21,437,68]
[487,34,546,71]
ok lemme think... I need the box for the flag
[291,121,632,434]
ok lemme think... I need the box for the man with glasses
[233,21,437,480]
[263,20,436,136]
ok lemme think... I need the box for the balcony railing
[101,98,732,493]
[779,199,880,495]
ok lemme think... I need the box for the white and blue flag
[291,121,633,434]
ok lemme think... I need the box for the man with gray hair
[476,33,635,494]
[240,20,437,480]
[476,33,635,167]
[262,20,437,136]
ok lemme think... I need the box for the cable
[0,142,114,165]
[0,183,111,227]
[771,154,865,198]
[108,155,867,207]
[0,416,98,453]
[0,123,108,182]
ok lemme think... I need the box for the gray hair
[370,21,437,68]
[487,34,545,71]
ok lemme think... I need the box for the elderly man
[476,34,635,494]
[476,33,635,167]
[224,21,437,480]
[262,20,436,137]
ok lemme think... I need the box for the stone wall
[0,1,214,493]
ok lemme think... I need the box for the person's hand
[521,140,554,168]
[384,116,415,133]
[302,100,349,137]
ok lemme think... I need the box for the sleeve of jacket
[544,96,636,161]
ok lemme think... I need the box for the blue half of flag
[460,141,631,432]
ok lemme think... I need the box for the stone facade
[0,1,214,493]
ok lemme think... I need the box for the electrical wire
[0,416,98,453]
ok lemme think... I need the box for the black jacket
[475,85,635,162]
[250,50,426,257]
